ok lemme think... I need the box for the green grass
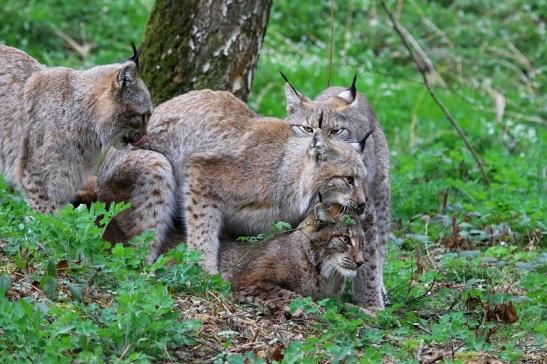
[0,0,545,362]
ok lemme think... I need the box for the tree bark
[140,0,272,103]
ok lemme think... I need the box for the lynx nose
[354,251,364,268]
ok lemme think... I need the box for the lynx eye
[345,176,354,185]
[341,235,352,245]
[298,125,314,134]
[330,128,343,135]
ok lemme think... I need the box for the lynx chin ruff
[95,90,369,275]
[281,73,390,308]
[0,45,152,213]
[219,202,381,313]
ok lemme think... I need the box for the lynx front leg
[353,208,384,309]
[372,164,391,302]
[353,258,384,310]
[20,160,72,214]
[22,172,57,213]
[183,159,223,274]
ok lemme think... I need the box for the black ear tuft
[359,125,375,152]
[317,191,323,203]
[349,73,357,100]
[128,42,142,68]
[318,111,323,129]
[279,71,299,96]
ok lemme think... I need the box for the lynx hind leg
[372,169,391,301]
[97,148,176,262]
[182,155,225,274]
[353,210,384,309]
[21,170,56,213]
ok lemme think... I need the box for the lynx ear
[314,203,334,228]
[281,71,309,114]
[337,73,358,104]
[359,125,375,152]
[116,62,138,89]
[285,84,308,114]
[308,129,329,163]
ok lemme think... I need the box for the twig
[378,0,490,185]
[403,277,436,306]
[416,340,424,362]
[327,0,335,87]
[119,344,132,360]
[50,25,92,60]
[442,72,546,127]
[485,325,499,343]
[395,0,404,19]
[207,290,233,315]
[397,23,446,87]
[344,302,378,317]
[410,0,455,49]
[414,324,432,335]
[251,327,261,343]
[219,225,308,274]
[342,0,355,61]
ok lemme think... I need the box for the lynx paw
[345,302,380,317]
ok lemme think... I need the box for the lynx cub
[96,90,370,273]
[0,45,152,213]
[281,74,390,308]
[219,203,373,312]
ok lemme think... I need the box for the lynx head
[100,44,153,149]
[306,128,368,215]
[282,73,373,147]
[300,203,365,279]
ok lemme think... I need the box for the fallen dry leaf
[485,301,519,324]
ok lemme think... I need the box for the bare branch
[327,0,335,87]
[51,26,92,60]
[378,0,490,185]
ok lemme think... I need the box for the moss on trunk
[140,0,272,103]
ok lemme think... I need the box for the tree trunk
[140,0,272,103]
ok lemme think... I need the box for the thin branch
[219,225,308,274]
[378,0,490,185]
[403,277,436,306]
[327,0,335,87]
[50,25,92,60]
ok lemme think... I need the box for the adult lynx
[0,45,152,213]
[282,74,390,308]
[96,90,370,273]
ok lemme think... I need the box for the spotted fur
[95,90,368,272]
[0,45,152,213]
[282,76,390,309]
[220,203,374,313]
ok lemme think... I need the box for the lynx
[0,45,152,213]
[281,74,390,308]
[95,90,370,273]
[219,203,375,312]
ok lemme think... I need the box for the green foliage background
[0,0,545,362]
